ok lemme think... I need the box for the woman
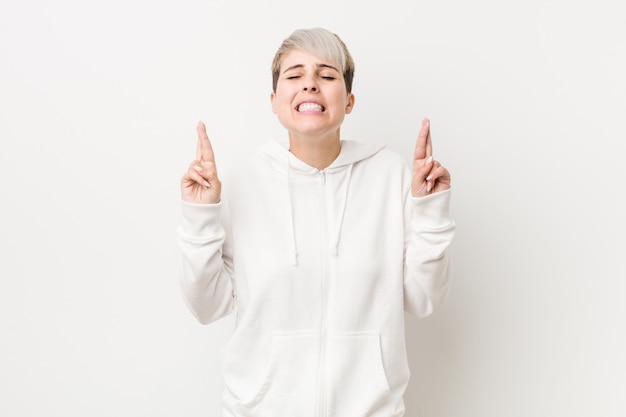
[178,27,455,417]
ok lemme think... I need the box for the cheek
[272,95,294,118]
[271,92,287,113]
[274,98,288,114]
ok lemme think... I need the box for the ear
[345,93,355,114]
[270,91,277,114]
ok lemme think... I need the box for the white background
[1,0,624,416]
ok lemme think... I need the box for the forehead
[280,48,340,71]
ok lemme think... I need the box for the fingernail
[427,182,432,192]
[427,156,433,164]
[426,175,432,181]
[193,165,202,172]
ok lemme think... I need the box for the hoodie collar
[266,138,386,172]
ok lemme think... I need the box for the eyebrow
[282,63,340,74]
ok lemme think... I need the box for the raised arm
[178,122,234,324]
[404,118,455,317]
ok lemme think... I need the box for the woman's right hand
[181,121,222,204]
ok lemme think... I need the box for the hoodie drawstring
[286,154,299,266]
[330,163,352,257]
[286,153,354,266]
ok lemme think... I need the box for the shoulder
[354,143,410,173]
[373,146,409,165]
[219,141,286,191]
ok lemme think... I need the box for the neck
[288,131,341,170]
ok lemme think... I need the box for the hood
[258,139,386,266]
[259,138,386,173]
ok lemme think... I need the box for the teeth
[298,102,323,112]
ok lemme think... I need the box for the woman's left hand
[411,118,451,197]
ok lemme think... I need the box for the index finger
[196,121,215,162]
[413,118,433,161]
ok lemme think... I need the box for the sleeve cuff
[410,188,454,229]
[180,200,223,237]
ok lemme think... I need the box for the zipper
[317,169,329,417]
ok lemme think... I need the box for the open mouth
[297,102,325,112]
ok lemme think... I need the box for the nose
[302,77,318,92]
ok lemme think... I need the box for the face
[271,49,355,141]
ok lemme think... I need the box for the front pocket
[238,332,320,417]
[327,332,392,417]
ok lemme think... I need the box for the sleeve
[176,200,235,324]
[403,188,456,318]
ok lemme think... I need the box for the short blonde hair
[271,27,355,93]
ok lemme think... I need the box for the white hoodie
[177,139,455,417]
